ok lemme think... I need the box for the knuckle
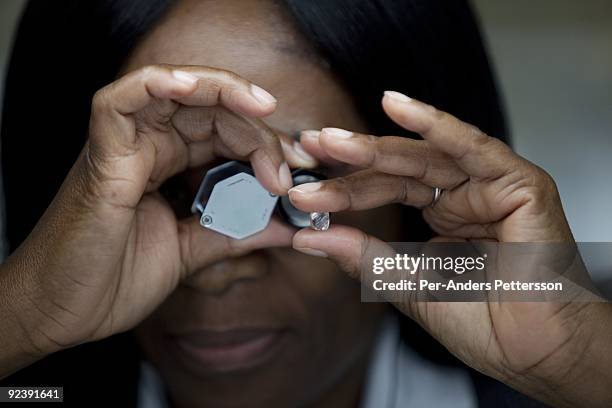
[216,68,243,84]
[250,128,279,158]
[464,124,489,145]
[488,135,511,154]
[521,167,557,203]
[223,85,244,104]
[357,229,371,260]
[464,123,510,153]
[334,177,354,210]
[216,69,251,96]
[467,129,508,157]
[396,177,411,205]
[522,185,547,206]
[138,64,165,80]
[533,166,557,193]
[91,87,113,113]
[370,138,387,167]
[466,123,486,139]
[203,81,223,102]
[416,150,431,181]
[135,64,171,91]
[335,256,359,279]
[429,104,446,121]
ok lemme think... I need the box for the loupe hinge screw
[202,215,213,226]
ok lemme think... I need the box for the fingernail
[322,127,353,140]
[300,130,321,141]
[294,247,328,258]
[250,84,277,106]
[289,182,322,195]
[278,162,293,190]
[384,90,412,103]
[293,141,317,165]
[172,70,199,85]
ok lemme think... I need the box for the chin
[142,331,321,408]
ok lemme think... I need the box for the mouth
[167,327,289,375]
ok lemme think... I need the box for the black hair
[1,0,509,404]
[284,0,507,139]
[2,0,507,247]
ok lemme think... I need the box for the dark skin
[1,1,611,408]
[119,0,398,407]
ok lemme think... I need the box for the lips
[168,328,289,374]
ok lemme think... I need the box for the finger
[292,225,397,282]
[89,64,292,196]
[298,130,365,180]
[381,91,519,179]
[299,130,346,167]
[278,132,318,169]
[316,128,467,189]
[288,169,434,212]
[178,216,296,278]
[91,65,277,148]
[89,66,200,160]
[170,106,296,194]
[172,67,278,116]
[106,64,277,117]
[423,205,499,240]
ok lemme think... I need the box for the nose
[180,216,295,294]
[183,253,269,295]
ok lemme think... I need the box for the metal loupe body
[191,161,328,239]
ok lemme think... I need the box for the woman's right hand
[0,65,306,376]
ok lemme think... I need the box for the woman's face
[126,0,402,406]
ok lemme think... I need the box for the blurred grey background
[1,1,611,279]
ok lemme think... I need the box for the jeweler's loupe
[191,161,329,239]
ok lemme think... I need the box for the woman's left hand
[288,91,612,407]
[293,91,573,243]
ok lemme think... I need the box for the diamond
[310,212,330,231]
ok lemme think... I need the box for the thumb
[292,224,397,282]
[178,216,296,278]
